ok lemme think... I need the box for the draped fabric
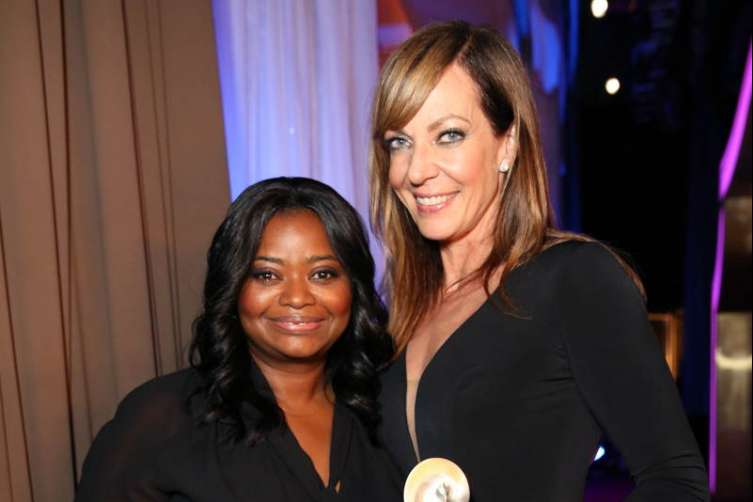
[0,1,229,500]
[212,0,379,229]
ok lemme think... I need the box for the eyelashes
[249,269,278,283]
[437,128,465,144]
[384,136,411,151]
[311,268,340,281]
[384,128,467,152]
[249,267,341,284]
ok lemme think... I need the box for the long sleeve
[556,243,709,501]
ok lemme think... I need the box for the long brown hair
[369,21,639,353]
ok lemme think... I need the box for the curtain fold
[0,1,230,500]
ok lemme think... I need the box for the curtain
[0,1,230,500]
[212,0,379,239]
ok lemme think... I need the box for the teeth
[416,194,452,206]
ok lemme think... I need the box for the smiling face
[384,63,515,245]
[238,210,352,366]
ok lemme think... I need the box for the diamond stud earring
[498,160,511,173]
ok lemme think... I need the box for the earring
[498,160,511,173]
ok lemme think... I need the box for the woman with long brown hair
[370,21,708,501]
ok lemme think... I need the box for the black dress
[75,364,402,501]
[379,241,709,501]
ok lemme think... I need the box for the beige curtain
[0,1,230,500]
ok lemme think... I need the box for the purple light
[709,40,752,493]
[719,43,753,199]
[709,209,726,492]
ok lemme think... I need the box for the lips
[268,315,324,332]
[414,191,458,214]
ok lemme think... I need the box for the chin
[278,346,323,361]
[414,222,455,242]
[278,342,332,362]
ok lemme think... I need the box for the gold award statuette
[403,457,470,502]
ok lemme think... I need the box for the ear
[496,125,518,167]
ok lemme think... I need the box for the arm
[556,243,709,501]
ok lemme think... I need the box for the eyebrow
[253,255,339,264]
[385,114,471,138]
[427,114,470,132]
[307,254,339,263]
[254,256,283,264]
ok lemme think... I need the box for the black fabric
[75,364,402,501]
[379,241,709,502]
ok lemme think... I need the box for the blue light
[593,445,606,462]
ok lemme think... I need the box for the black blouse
[75,365,402,501]
[379,241,709,501]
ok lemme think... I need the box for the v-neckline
[263,402,353,500]
[247,361,353,499]
[403,288,497,461]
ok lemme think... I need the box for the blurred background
[0,0,750,500]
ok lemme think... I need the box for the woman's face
[238,210,352,366]
[384,63,514,245]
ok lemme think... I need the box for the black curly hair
[189,177,394,444]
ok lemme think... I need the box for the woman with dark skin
[75,177,401,501]
[370,21,709,501]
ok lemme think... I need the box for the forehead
[257,210,333,253]
[403,63,483,129]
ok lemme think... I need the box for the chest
[286,408,335,485]
[380,303,579,469]
[417,304,571,415]
[406,288,490,379]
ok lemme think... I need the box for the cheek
[323,285,353,325]
[387,158,408,190]
[336,287,354,317]
[453,151,498,194]
[237,283,270,320]
[388,167,414,211]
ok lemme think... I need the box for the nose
[406,142,440,187]
[279,276,315,308]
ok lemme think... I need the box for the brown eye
[312,268,340,281]
[250,270,277,283]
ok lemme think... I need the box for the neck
[440,237,494,290]
[250,353,330,411]
[440,201,499,290]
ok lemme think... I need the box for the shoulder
[531,240,649,330]
[113,367,204,431]
[532,240,639,290]
[532,239,622,270]
[509,240,644,315]
[77,368,206,495]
